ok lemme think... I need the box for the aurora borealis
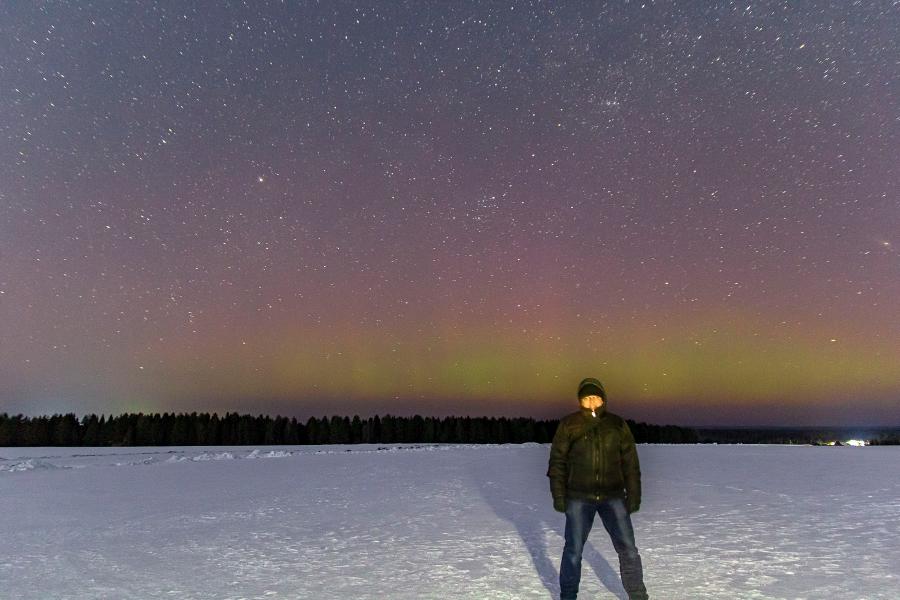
[1,2,898,426]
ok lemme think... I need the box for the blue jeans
[560,497,648,600]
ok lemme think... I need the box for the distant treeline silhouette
[696,427,900,445]
[0,412,699,446]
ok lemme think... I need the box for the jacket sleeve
[547,420,571,502]
[620,420,641,503]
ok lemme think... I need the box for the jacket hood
[577,377,606,400]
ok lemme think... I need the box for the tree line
[695,427,900,445]
[0,412,699,447]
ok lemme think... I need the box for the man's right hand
[553,497,567,513]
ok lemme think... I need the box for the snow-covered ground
[1,443,898,599]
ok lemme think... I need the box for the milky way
[1,2,898,425]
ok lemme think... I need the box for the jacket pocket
[608,462,625,490]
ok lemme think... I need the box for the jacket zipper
[595,433,605,499]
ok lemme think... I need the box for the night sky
[1,1,898,426]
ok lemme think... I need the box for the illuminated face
[579,394,604,410]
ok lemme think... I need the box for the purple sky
[1,1,898,426]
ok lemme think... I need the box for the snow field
[1,443,898,599]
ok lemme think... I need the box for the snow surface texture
[1,444,898,599]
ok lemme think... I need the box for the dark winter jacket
[547,404,641,505]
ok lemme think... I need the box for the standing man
[547,377,649,600]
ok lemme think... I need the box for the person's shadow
[465,444,628,599]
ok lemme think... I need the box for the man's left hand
[625,497,640,514]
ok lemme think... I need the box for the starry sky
[1,1,898,427]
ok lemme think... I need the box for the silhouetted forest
[0,412,699,446]
[696,427,900,445]
[867,436,900,446]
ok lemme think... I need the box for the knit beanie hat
[578,377,606,401]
